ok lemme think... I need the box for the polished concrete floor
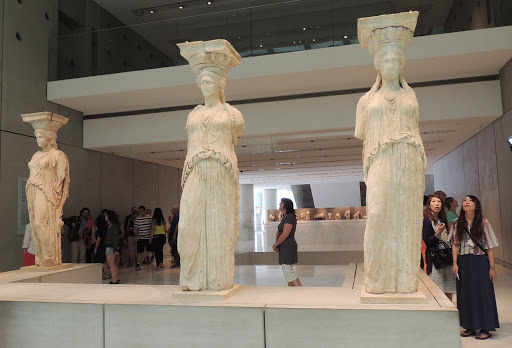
[107,242,512,347]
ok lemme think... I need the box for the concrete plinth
[19,263,74,272]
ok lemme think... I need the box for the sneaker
[135,264,141,271]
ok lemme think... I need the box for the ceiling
[98,115,497,184]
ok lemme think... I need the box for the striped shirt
[452,219,499,256]
[134,216,153,240]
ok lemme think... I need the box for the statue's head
[196,70,227,103]
[373,44,405,80]
[35,129,57,149]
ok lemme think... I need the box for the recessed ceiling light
[259,44,263,47]
[303,27,306,31]
[208,1,212,4]
[344,35,348,39]
[150,10,155,14]
[179,6,183,9]
[312,39,316,42]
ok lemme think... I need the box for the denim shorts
[105,247,115,255]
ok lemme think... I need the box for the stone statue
[335,213,341,220]
[356,12,426,293]
[354,211,361,220]
[278,212,284,221]
[269,214,276,222]
[22,112,70,267]
[300,213,304,220]
[327,212,332,220]
[313,213,325,220]
[344,210,351,220]
[177,40,245,291]
[305,211,311,221]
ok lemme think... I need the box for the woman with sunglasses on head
[273,198,301,287]
[452,195,499,340]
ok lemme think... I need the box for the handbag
[432,240,453,269]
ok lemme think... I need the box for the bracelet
[490,265,495,269]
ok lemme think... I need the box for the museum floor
[107,240,512,347]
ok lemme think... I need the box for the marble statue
[22,112,70,267]
[313,213,325,220]
[269,214,276,222]
[305,211,311,221]
[327,212,332,220]
[363,215,367,219]
[278,212,284,221]
[356,12,426,293]
[300,213,304,220]
[344,210,351,220]
[177,40,245,291]
[354,211,361,220]
[335,213,341,220]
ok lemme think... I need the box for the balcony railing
[53,0,512,80]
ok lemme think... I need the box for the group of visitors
[32,205,181,283]
[422,190,499,340]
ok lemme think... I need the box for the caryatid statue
[22,112,70,267]
[356,12,427,293]
[177,40,245,291]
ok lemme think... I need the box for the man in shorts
[134,205,153,270]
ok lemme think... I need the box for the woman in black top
[92,215,109,278]
[105,210,121,284]
[273,198,301,287]
[422,195,455,300]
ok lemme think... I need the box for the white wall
[310,182,361,208]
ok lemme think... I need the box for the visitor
[66,207,93,263]
[422,195,455,301]
[134,205,153,270]
[452,195,499,340]
[151,208,166,270]
[22,223,35,266]
[105,210,121,284]
[169,206,180,268]
[445,197,459,231]
[124,206,138,267]
[434,190,447,205]
[273,198,301,287]
[92,215,109,279]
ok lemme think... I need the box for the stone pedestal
[172,284,243,301]
[360,285,428,304]
[19,263,74,272]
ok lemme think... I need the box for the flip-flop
[475,332,491,340]
[460,329,476,337]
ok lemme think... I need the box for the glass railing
[53,0,512,80]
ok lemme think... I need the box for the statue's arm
[354,94,368,140]
[227,105,245,147]
[56,152,70,209]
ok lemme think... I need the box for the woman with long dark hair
[273,198,301,287]
[105,210,120,284]
[92,214,109,279]
[452,195,499,340]
[152,208,167,271]
[422,195,455,300]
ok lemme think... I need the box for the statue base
[19,263,74,272]
[360,285,428,304]
[172,284,243,300]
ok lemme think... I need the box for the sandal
[460,329,476,337]
[475,330,491,340]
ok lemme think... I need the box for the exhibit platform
[0,263,101,284]
[0,263,460,348]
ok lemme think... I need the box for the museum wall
[310,182,362,208]
[433,111,512,266]
[0,0,182,272]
